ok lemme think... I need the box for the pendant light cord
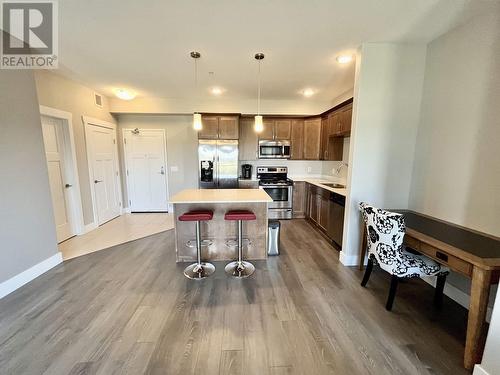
[194,57,198,108]
[257,60,261,115]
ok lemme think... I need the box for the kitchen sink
[321,183,346,189]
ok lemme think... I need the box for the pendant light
[191,51,202,131]
[254,53,265,133]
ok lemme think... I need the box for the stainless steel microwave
[258,140,291,159]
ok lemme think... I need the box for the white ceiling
[57,0,479,109]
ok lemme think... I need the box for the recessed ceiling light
[210,87,223,95]
[302,88,315,97]
[336,55,353,64]
[114,88,136,100]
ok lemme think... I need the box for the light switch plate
[170,166,179,172]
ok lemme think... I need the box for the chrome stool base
[183,262,216,280]
[224,260,255,278]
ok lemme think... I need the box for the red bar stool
[224,210,256,278]
[179,210,215,280]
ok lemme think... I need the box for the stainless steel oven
[257,166,293,219]
[258,140,291,159]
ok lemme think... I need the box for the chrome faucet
[334,162,348,175]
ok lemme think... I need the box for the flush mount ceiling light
[336,54,353,64]
[114,88,136,100]
[191,51,202,131]
[302,88,315,98]
[210,87,223,95]
[254,52,265,133]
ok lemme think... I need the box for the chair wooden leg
[434,273,447,308]
[361,256,374,287]
[386,275,399,311]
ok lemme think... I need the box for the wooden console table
[358,210,500,370]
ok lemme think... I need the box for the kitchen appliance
[258,140,291,159]
[199,140,238,189]
[267,220,280,255]
[257,166,293,219]
[241,164,252,179]
[327,192,345,247]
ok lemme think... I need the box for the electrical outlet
[307,167,312,173]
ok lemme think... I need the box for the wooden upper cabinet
[260,119,275,139]
[259,118,291,140]
[320,117,329,160]
[274,119,291,140]
[218,116,239,139]
[239,117,258,160]
[199,115,239,139]
[199,116,219,139]
[290,119,304,160]
[303,118,322,160]
[340,105,353,134]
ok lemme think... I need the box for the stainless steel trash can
[267,220,280,256]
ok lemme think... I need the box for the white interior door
[41,116,74,243]
[87,124,121,225]
[124,129,168,212]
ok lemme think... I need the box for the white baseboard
[84,222,98,233]
[473,364,491,375]
[339,251,359,266]
[0,252,63,299]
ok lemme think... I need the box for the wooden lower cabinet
[238,179,259,189]
[292,181,306,218]
[318,194,329,231]
[305,183,344,246]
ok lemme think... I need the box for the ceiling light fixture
[211,87,223,95]
[191,51,202,131]
[114,88,136,100]
[254,52,265,133]
[336,54,353,64]
[302,88,315,98]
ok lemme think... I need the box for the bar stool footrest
[224,238,251,248]
[185,239,213,248]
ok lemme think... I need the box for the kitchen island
[170,189,273,262]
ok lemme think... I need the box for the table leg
[464,266,491,370]
[359,226,367,270]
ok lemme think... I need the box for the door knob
[94,180,103,184]
[160,166,165,175]
[65,184,72,188]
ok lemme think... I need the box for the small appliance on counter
[241,164,252,179]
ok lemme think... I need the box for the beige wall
[116,115,199,207]
[342,43,427,265]
[34,71,116,225]
[409,9,500,301]
[0,69,59,283]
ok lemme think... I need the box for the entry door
[124,129,168,211]
[87,124,121,225]
[41,116,74,242]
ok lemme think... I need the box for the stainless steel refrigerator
[198,140,239,189]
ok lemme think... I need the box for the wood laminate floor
[0,219,469,374]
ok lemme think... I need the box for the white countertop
[170,189,273,204]
[293,178,348,197]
